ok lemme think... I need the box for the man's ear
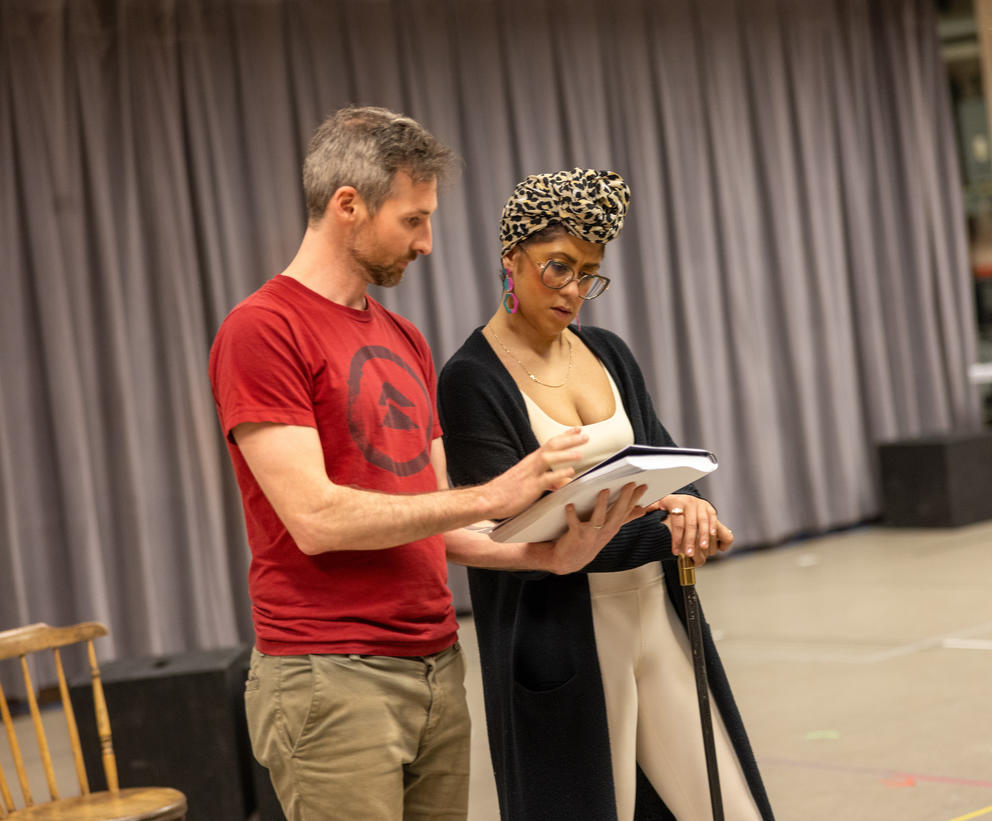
[327,186,363,220]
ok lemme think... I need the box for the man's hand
[480,427,589,520]
[647,493,734,566]
[532,482,649,575]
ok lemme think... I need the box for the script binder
[488,445,718,543]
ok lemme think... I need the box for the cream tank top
[522,367,662,592]
[522,367,634,474]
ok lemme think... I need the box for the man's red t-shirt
[209,275,456,656]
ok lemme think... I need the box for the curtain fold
[0,0,979,658]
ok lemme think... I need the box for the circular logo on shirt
[347,345,433,476]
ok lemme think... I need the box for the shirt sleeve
[209,304,318,443]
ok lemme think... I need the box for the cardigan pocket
[511,670,580,701]
[510,574,586,691]
[511,668,578,694]
[510,623,577,692]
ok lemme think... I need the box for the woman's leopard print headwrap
[499,168,631,256]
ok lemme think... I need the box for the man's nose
[412,220,432,256]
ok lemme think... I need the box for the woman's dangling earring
[502,268,518,315]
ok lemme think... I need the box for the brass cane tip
[678,554,696,586]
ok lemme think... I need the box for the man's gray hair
[303,105,457,223]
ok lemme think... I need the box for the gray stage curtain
[0,0,980,658]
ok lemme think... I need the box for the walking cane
[678,552,724,821]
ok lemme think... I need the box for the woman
[438,169,774,820]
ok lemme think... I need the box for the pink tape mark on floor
[760,758,992,789]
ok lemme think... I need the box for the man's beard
[360,255,410,288]
[350,240,415,288]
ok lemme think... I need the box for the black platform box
[878,429,992,527]
[69,644,255,821]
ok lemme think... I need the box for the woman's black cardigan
[438,326,774,821]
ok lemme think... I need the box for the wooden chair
[0,622,187,820]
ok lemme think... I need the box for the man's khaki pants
[245,644,470,821]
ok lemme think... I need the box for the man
[208,106,645,821]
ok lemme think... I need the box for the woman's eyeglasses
[521,247,611,300]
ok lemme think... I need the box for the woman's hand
[537,482,648,575]
[648,493,734,566]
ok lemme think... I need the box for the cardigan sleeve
[439,347,556,580]
[438,347,530,487]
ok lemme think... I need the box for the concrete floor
[4,521,991,820]
[461,521,992,821]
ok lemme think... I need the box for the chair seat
[9,786,187,820]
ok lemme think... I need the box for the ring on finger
[669,507,684,515]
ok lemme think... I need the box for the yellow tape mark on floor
[948,806,992,821]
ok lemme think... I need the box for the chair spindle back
[0,622,117,815]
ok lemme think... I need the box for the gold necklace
[488,326,572,388]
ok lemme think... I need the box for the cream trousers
[589,562,762,821]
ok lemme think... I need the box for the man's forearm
[289,483,502,555]
[235,422,587,557]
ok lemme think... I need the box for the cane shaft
[678,554,724,821]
